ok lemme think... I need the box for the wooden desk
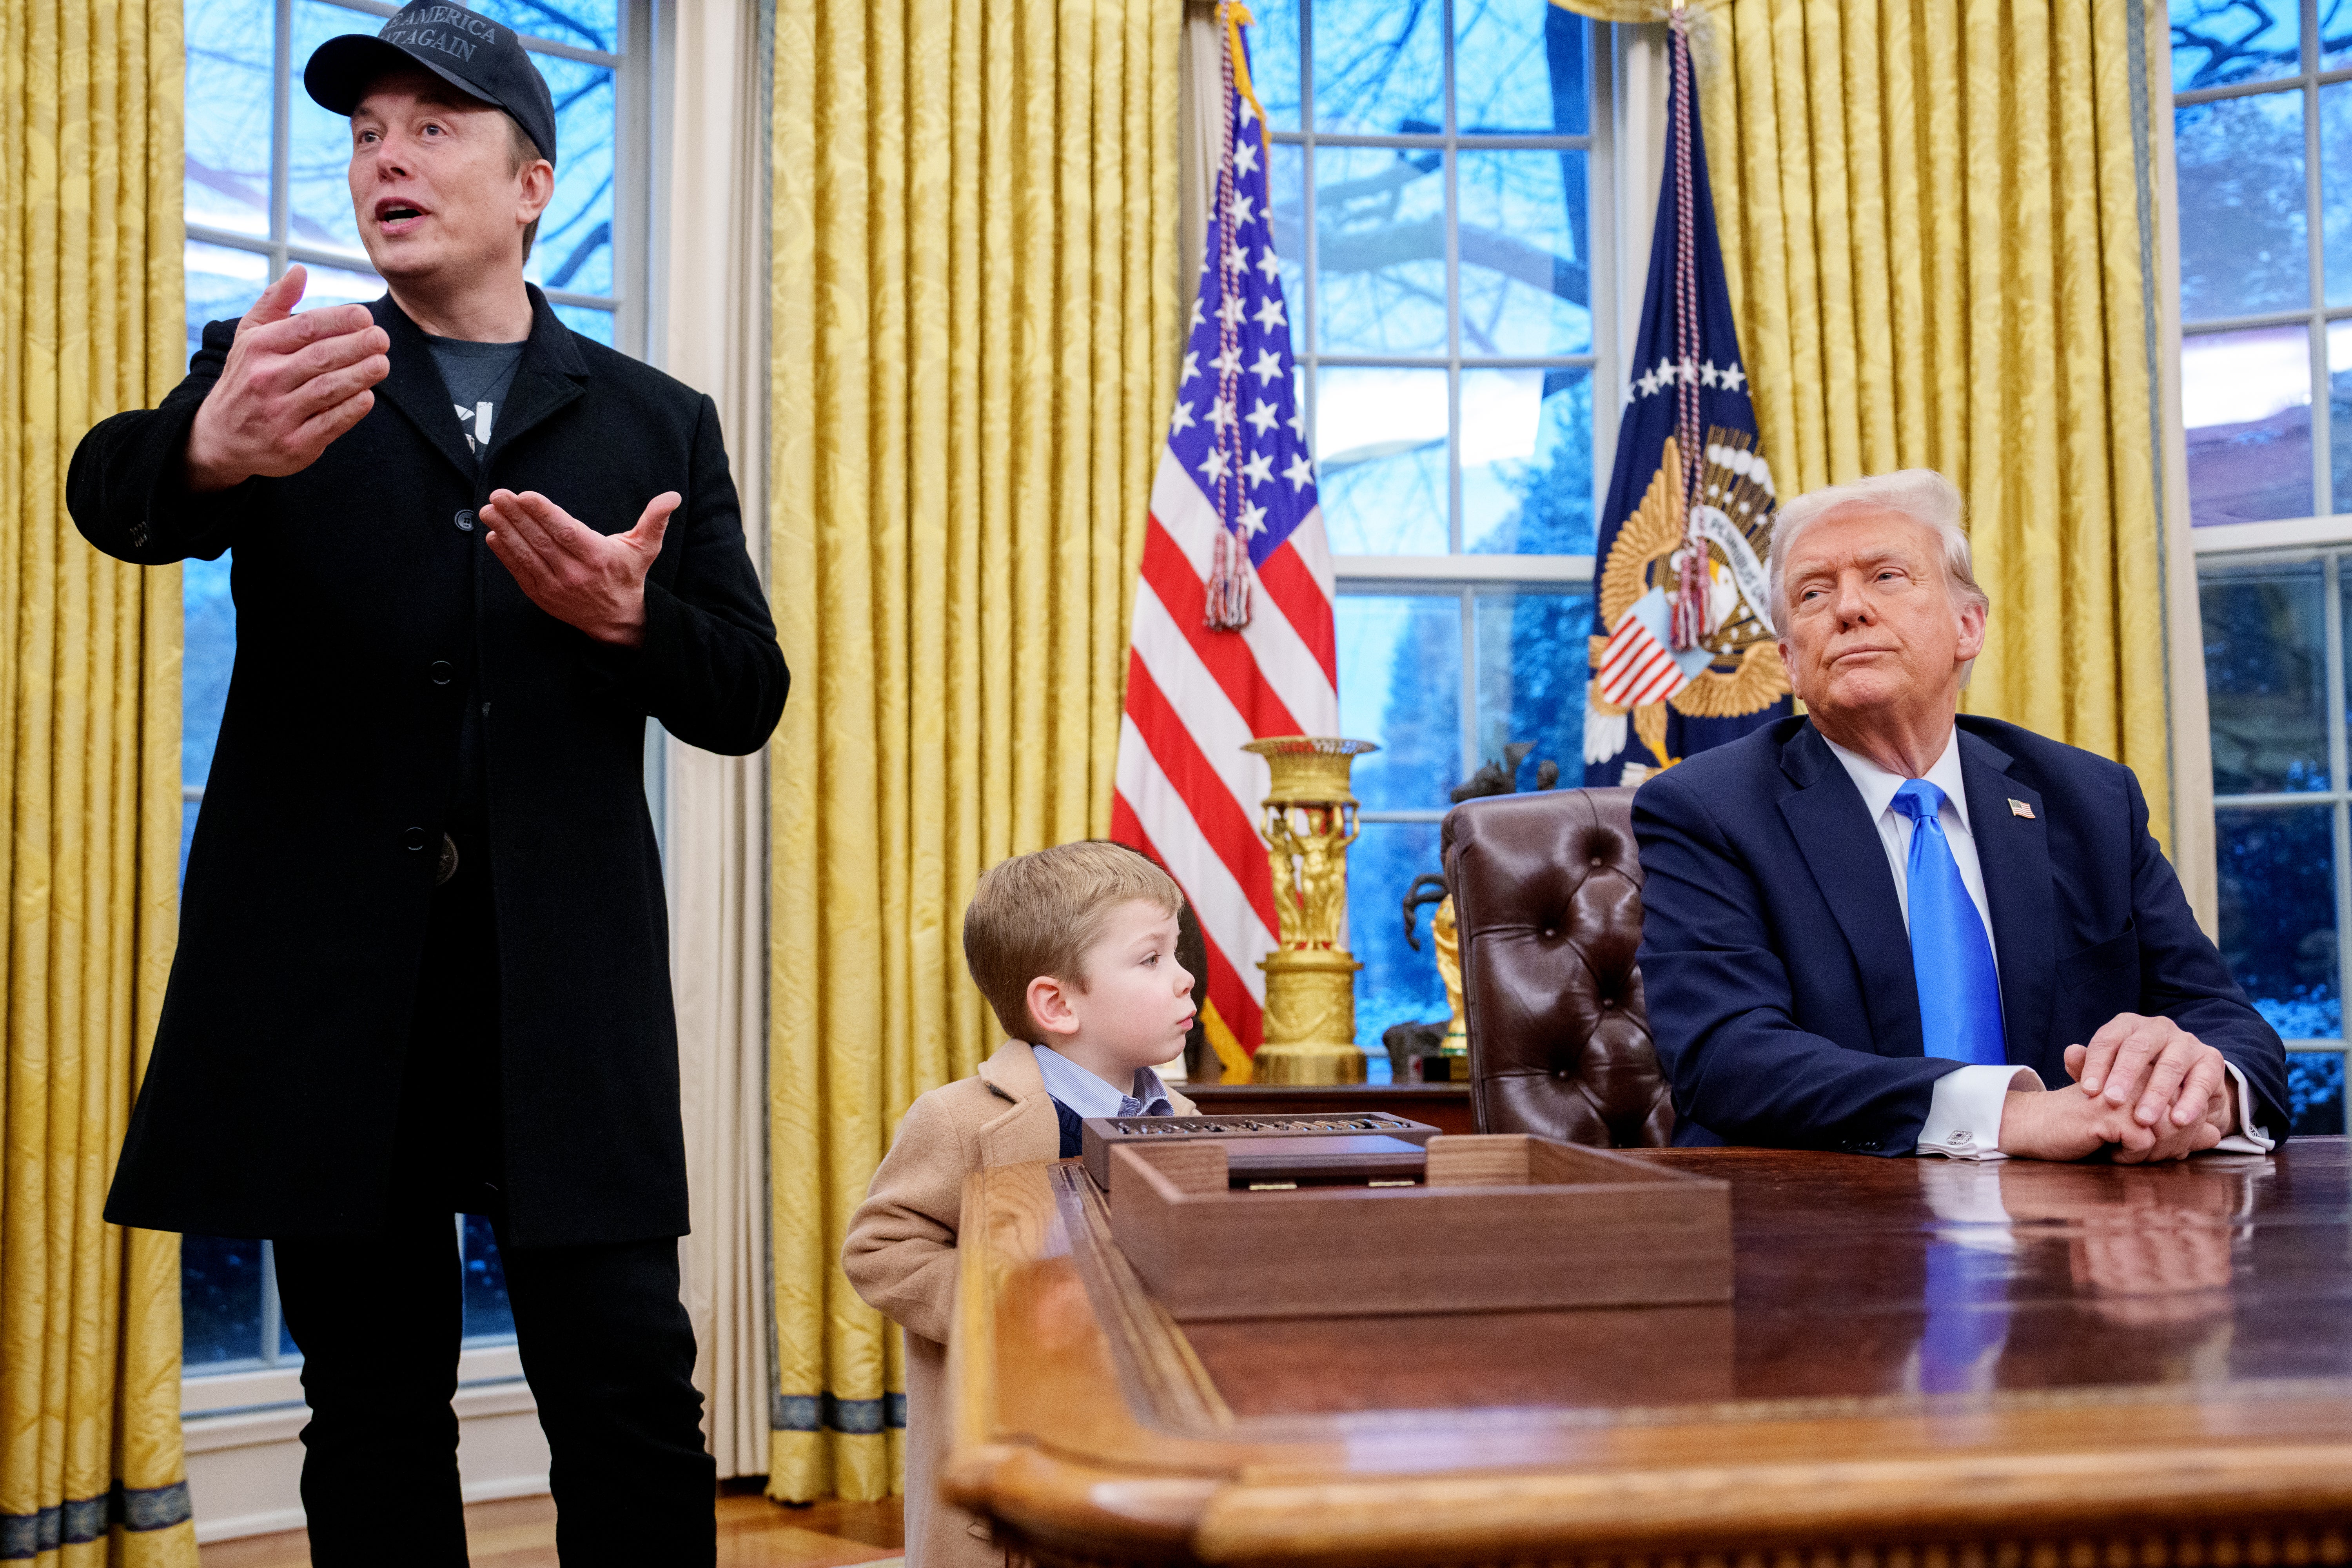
[946,1140,2352,1565]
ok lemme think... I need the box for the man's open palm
[184,266,390,493]
[481,488,678,648]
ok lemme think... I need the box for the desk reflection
[1904,1157,2267,1393]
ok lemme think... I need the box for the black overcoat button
[404,827,427,851]
[456,509,477,532]
[430,661,454,686]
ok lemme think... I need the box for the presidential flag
[1584,10,1787,785]
[1111,2,1337,1082]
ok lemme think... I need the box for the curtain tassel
[1207,528,1253,629]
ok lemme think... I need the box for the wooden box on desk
[1105,1133,1731,1321]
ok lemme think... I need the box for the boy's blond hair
[963,841,1183,1040]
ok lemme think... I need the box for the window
[177,0,649,1371]
[2172,0,2352,524]
[1250,0,1613,1071]
[2173,0,2349,1132]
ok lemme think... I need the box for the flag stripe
[1114,719,1273,1011]
[1256,532,1338,688]
[1129,580,1280,829]
[1141,518,1306,740]
[1122,651,1276,916]
[1150,459,1338,735]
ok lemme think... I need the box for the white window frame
[2162,1,2350,1129]
[1279,5,1622,825]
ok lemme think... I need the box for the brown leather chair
[1441,786,1676,1147]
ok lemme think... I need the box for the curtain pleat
[765,0,1179,1501]
[663,0,777,1480]
[0,0,194,1558]
[1585,0,2177,846]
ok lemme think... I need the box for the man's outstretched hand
[184,266,389,493]
[481,488,679,648]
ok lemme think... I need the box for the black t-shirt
[423,334,525,464]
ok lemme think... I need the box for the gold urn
[1244,736,1379,1085]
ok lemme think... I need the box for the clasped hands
[1998,1014,2237,1163]
[178,266,676,649]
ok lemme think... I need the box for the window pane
[461,1215,515,1340]
[1337,592,1461,806]
[2183,324,2314,525]
[2198,558,2328,795]
[1455,0,1584,136]
[185,0,276,239]
[2174,91,2308,323]
[1473,586,1591,790]
[552,302,615,345]
[2324,0,2352,72]
[2332,322,2352,514]
[1347,820,1449,1068]
[299,260,385,310]
[1316,367,1447,553]
[185,554,237,793]
[1313,146,1446,357]
[2172,0,2301,93]
[466,0,621,53]
[525,53,616,297]
[1310,0,1443,136]
[290,0,372,260]
[2214,805,2339,1040]
[1270,142,1307,347]
[1462,367,1593,554]
[1457,150,1588,356]
[1249,0,1301,132]
[184,240,269,359]
[2288,1050,2347,1134]
[2323,83,2352,308]
[181,1235,266,1367]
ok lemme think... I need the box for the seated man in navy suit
[1634,470,2288,1161]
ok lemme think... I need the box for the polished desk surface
[945,1140,2352,1566]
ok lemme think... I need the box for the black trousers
[273,834,715,1565]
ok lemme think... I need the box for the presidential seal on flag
[1588,428,1783,774]
[1583,7,1789,785]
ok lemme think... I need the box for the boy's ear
[1026,974,1082,1038]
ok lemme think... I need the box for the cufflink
[1947,1130,1971,1144]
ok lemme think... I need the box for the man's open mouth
[374,199,429,230]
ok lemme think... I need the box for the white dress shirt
[1821,730,2272,1160]
[1031,1043,1175,1119]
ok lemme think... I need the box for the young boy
[842,842,1200,1568]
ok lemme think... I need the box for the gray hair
[1765,468,1989,625]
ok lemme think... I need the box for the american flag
[1111,5,1336,1081]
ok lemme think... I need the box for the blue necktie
[1890,779,2006,1066]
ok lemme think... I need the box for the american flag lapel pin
[2008,798,2034,820]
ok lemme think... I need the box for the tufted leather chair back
[1441,787,1675,1147]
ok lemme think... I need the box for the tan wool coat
[842,1040,1194,1568]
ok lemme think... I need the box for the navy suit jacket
[1632,715,2290,1154]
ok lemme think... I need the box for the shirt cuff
[2212,1060,2276,1155]
[1917,1064,2046,1160]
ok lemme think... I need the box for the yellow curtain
[0,0,196,1561]
[1562,0,2176,848]
[765,0,1180,1501]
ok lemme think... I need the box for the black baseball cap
[304,2,557,165]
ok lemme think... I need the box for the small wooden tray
[1105,1133,1731,1321]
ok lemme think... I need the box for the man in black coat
[68,4,783,1560]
